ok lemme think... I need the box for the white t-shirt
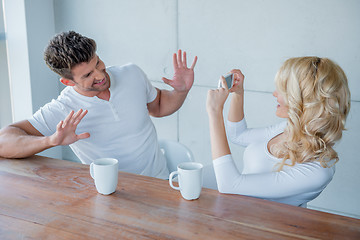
[213,119,335,206]
[29,63,169,179]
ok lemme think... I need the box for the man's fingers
[74,109,88,125]
[183,51,187,68]
[162,77,172,86]
[64,110,74,122]
[190,56,198,69]
[77,132,90,140]
[172,53,178,70]
[63,111,74,127]
[177,49,182,67]
[172,49,197,69]
[57,120,64,130]
[62,109,88,128]
[70,109,83,124]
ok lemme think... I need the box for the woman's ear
[60,78,76,86]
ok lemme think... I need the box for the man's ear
[60,78,76,86]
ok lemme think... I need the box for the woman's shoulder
[268,121,287,132]
[263,121,287,139]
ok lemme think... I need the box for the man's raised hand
[49,109,90,147]
[162,49,198,92]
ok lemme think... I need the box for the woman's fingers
[221,76,229,90]
[231,69,245,81]
[218,76,229,90]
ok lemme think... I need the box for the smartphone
[224,73,234,89]
[218,73,234,89]
[217,73,234,89]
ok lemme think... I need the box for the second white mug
[169,162,203,200]
[90,158,119,195]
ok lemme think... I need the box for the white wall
[0,1,12,128]
[10,0,357,218]
[2,0,62,158]
[2,0,33,123]
[23,0,63,159]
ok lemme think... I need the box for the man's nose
[94,69,104,79]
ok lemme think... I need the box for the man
[0,31,197,179]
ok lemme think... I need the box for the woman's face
[273,90,289,118]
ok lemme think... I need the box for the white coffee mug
[169,162,203,200]
[90,158,119,195]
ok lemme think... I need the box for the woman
[206,57,351,206]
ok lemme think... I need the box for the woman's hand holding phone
[228,69,245,95]
[218,73,234,89]
[207,77,230,114]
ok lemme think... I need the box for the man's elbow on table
[0,126,39,159]
[0,128,15,158]
[0,140,19,159]
[0,141,29,159]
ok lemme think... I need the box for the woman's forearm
[228,92,244,122]
[208,111,231,160]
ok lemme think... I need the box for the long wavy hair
[272,57,351,170]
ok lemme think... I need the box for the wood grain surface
[0,155,359,239]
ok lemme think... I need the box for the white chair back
[158,140,195,173]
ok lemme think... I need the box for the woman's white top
[212,119,335,206]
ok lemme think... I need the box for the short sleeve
[28,99,67,136]
[131,64,158,103]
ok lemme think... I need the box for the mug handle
[90,163,95,179]
[169,171,180,190]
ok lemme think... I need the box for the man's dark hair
[44,31,97,79]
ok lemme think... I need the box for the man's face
[69,54,110,97]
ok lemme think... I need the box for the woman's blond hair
[273,57,351,170]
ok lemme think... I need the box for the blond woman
[206,57,350,206]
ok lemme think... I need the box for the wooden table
[0,156,359,239]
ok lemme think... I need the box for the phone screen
[224,73,234,89]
